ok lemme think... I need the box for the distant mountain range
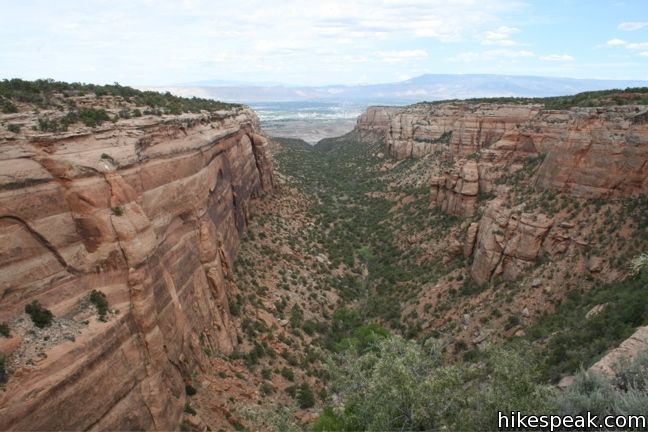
[147,74,648,105]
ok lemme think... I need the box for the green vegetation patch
[0,78,239,112]
[0,322,9,338]
[526,269,648,382]
[25,300,54,328]
[275,135,458,334]
[417,87,648,109]
[89,290,109,321]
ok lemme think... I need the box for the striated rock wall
[357,102,648,285]
[467,199,554,284]
[0,108,273,430]
[356,104,540,160]
[429,160,480,217]
[356,103,648,198]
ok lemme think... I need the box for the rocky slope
[0,98,273,430]
[356,102,648,282]
[354,99,648,359]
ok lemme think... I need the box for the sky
[1,0,647,86]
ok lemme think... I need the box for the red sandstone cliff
[356,102,648,286]
[356,103,648,197]
[0,106,273,430]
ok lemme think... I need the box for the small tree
[297,383,315,409]
[89,290,109,321]
[25,300,53,328]
[0,353,7,384]
[0,322,9,338]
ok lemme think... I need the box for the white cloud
[603,38,628,47]
[601,38,648,56]
[601,38,648,51]
[481,26,520,46]
[627,42,648,50]
[539,54,574,61]
[641,51,648,57]
[618,22,648,31]
[374,49,428,63]
[0,0,531,85]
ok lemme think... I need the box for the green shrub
[296,383,315,409]
[185,384,197,396]
[0,353,7,384]
[335,323,389,353]
[0,322,9,338]
[25,300,53,328]
[260,382,275,395]
[527,269,648,381]
[285,384,298,398]
[553,350,648,419]
[77,108,110,127]
[322,335,558,431]
[312,407,343,432]
[289,305,303,328]
[89,290,109,321]
[1,99,17,113]
[280,367,294,381]
[184,403,196,415]
[7,124,20,133]
[38,118,61,132]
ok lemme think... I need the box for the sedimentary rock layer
[0,108,272,430]
[356,103,648,198]
[430,160,479,217]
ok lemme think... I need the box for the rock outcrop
[356,103,648,198]
[356,101,648,286]
[589,326,648,377]
[430,160,480,217]
[356,104,540,160]
[467,199,554,284]
[0,107,273,430]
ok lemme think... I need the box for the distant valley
[148,73,648,144]
[151,73,648,105]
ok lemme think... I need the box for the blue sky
[1,0,647,86]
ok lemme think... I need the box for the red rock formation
[468,199,554,284]
[357,102,648,285]
[356,103,648,198]
[430,160,480,217]
[356,104,540,159]
[0,108,273,430]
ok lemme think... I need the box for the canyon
[0,82,647,431]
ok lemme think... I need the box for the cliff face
[356,104,539,160]
[357,104,648,198]
[356,102,648,287]
[0,108,272,430]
